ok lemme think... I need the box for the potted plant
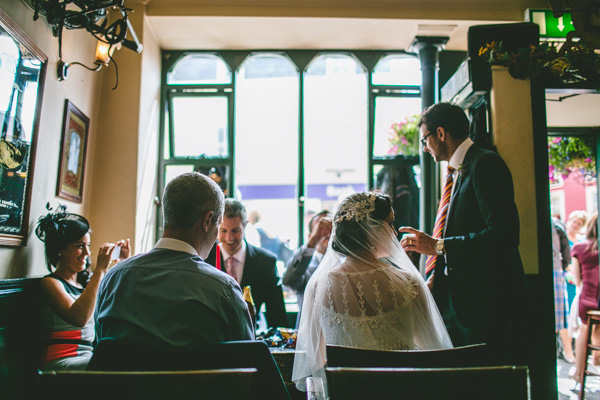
[479,40,600,90]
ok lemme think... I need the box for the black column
[412,36,448,243]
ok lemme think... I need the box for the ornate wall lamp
[22,0,143,89]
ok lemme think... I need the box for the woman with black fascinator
[36,204,130,371]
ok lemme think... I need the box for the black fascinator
[36,203,90,269]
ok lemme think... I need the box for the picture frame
[56,100,89,203]
[0,8,47,247]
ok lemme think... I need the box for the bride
[292,191,452,392]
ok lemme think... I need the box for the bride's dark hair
[332,192,392,256]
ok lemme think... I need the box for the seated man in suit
[95,172,254,346]
[206,200,288,329]
[282,211,332,327]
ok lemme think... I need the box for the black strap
[46,338,93,347]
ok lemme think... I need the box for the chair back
[326,343,492,369]
[88,339,290,400]
[39,368,256,400]
[325,366,529,400]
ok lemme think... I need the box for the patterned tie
[425,165,456,277]
[226,257,237,282]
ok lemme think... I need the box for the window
[370,54,422,229]
[235,53,300,251]
[304,54,368,238]
[159,50,421,247]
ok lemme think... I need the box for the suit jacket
[432,144,529,345]
[206,242,289,328]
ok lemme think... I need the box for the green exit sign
[526,9,575,38]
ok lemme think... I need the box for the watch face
[435,241,444,253]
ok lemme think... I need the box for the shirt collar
[220,240,247,264]
[448,137,474,171]
[154,238,199,256]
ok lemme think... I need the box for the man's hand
[398,226,438,256]
[307,217,332,254]
[426,273,434,291]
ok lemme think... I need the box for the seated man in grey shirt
[282,211,331,327]
[95,172,254,346]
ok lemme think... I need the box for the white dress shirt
[220,241,247,284]
[154,237,198,256]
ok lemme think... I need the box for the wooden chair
[578,310,600,400]
[326,343,492,369]
[325,366,529,400]
[88,339,290,400]
[39,368,256,400]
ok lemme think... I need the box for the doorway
[545,90,600,399]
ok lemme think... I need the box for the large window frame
[158,50,421,244]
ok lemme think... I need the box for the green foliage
[548,136,596,182]
[479,41,600,90]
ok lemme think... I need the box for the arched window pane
[235,53,300,252]
[306,53,366,77]
[167,54,232,85]
[239,53,297,79]
[373,97,422,157]
[372,55,422,86]
[304,53,368,231]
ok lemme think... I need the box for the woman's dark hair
[332,192,392,256]
[35,204,90,281]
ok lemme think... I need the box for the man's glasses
[420,132,433,147]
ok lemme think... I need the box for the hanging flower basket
[548,136,596,183]
[387,115,420,156]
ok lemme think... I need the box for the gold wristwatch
[434,239,445,256]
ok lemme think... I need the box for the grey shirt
[95,246,254,347]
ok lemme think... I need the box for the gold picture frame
[56,100,89,203]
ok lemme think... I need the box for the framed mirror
[0,8,47,246]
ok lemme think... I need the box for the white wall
[546,92,600,127]
[87,4,160,257]
[490,66,539,274]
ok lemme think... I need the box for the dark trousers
[443,296,529,367]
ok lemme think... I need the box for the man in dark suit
[205,199,288,329]
[399,102,529,365]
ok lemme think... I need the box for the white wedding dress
[292,193,453,393]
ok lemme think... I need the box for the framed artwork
[0,8,47,247]
[56,100,89,203]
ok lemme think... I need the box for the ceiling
[139,0,550,51]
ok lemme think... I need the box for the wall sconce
[57,39,119,81]
[22,0,143,89]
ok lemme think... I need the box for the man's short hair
[223,199,247,224]
[419,102,470,140]
[163,173,224,230]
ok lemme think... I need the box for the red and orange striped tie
[425,165,456,277]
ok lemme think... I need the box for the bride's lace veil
[292,191,452,391]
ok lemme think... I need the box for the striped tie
[425,165,456,277]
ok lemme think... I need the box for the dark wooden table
[270,348,305,400]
